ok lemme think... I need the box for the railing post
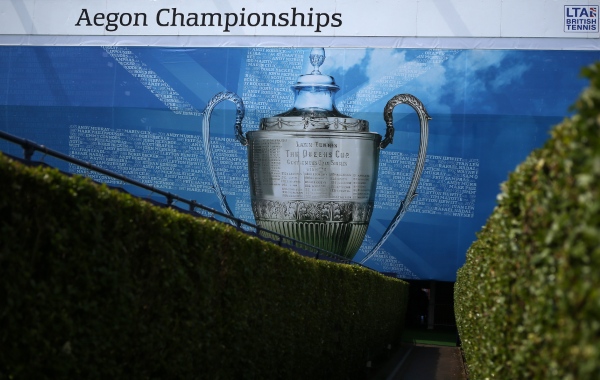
[23,144,35,161]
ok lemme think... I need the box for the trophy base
[256,219,368,260]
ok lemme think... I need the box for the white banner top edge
[0,35,598,50]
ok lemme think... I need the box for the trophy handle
[201,91,246,219]
[361,94,430,264]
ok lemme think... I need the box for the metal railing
[0,129,372,268]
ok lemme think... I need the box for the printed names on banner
[377,151,479,218]
[213,136,255,221]
[242,48,303,130]
[359,235,419,279]
[212,136,250,196]
[103,47,201,116]
[370,252,419,279]
[68,126,252,220]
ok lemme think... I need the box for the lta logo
[565,5,598,32]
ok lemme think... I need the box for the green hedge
[455,63,600,379]
[0,153,408,380]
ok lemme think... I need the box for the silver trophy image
[203,48,430,262]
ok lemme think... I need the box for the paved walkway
[371,344,468,380]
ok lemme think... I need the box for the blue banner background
[1,46,598,281]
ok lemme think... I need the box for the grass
[401,326,459,347]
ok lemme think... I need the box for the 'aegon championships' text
[75,7,343,32]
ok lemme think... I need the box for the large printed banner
[1,0,599,281]
[1,46,598,281]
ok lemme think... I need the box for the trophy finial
[309,48,325,75]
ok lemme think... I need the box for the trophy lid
[262,48,369,132]
[292,48,340,92]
